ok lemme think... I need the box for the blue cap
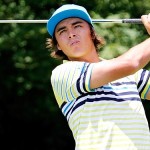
[47,4,92,37]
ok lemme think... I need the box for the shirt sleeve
[134,69,150,99]
[51,61,94,107]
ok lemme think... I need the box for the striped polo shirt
[51,61,150,150]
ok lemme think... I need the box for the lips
[70,40,80,46]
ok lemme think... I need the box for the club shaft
[92,19,142,24]
[0,19,142,24]
[0,20,48,23]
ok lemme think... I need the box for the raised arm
[90,14,150,89]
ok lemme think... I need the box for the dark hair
[46,25,105,60]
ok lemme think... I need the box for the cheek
[81,30,92,43]
[58,40,67,50]
[80,26,92,38]
[56,36,67,50]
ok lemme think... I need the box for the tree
[0,0,149,149]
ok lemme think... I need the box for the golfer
[47,4,150,150]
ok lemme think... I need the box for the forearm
[119,37,150,72]
[90,38,150,89]
[121,14,150,72]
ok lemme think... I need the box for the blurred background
[0,0,150,149]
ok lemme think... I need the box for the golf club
[0,19,142,24]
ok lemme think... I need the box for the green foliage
[0,0,150,149]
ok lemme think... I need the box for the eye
[74,24,81,28]
[59,29,66,35]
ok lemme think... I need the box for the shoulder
[52,61,89,74]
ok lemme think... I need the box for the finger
[141,14,150,35]
[148,13,150,23]
[141,15,147,24]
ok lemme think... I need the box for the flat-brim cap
[47,4,92,37]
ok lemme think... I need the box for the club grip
[122,19,142,24]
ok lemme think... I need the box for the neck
[69,48,102,63]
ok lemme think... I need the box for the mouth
[70,40,80,46]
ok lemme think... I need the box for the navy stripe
[60,100,76,120]
[60,101,67,110]
[90,90,139,97]
[71,98,86,114]
[76,78,82,94]
[71,95,141,114]
[76,62,88,95]
[138,69,146,89]
[110,81,136,86]
[64,102,75,120]
[76,63,85,95]
[82,64,90,93]
[62,90,140,120]
[139,71,150,97]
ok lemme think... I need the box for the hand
[141,13,150,35]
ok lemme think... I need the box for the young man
[47,4,150,150]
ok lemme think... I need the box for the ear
[57,43,62,51]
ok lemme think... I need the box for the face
[54,18,96,61]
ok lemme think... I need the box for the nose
[68,29,76,38]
